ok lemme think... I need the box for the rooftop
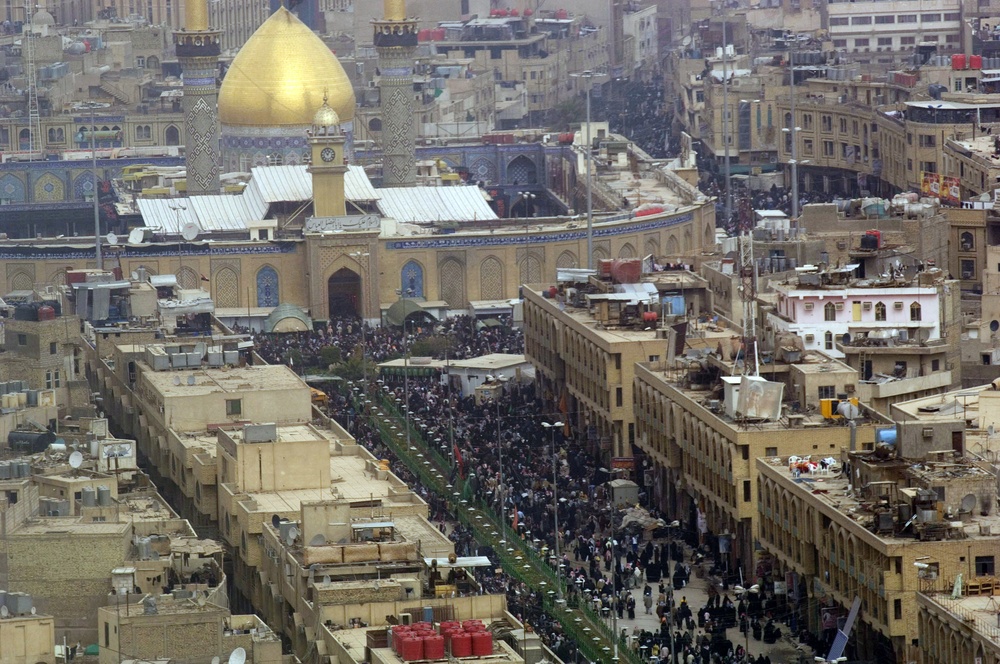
[919,593,1000,642]
[144,364,306,397]
[758,454,1000,542]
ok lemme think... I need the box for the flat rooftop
[378,353,527,371]
[105,594,227,617]
[144,364,305,397]
[891,384,991,422]
[12,518,130,536]
[327,618,523,664]
[758,455,1000,541]
[920,593,1000,640]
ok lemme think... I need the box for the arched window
[824,302,837,321]
[874,301,886,321]
[910,302,922,321]
[165,125,180,146]
[961,231,975,251]
[256,266,279,307]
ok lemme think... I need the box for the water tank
[919,509,938,523]
[97,485,111,506]
[450,633,472,657]
[471,631,493,656]
[424,635,445,659]
[399,635,424,661]
[898,503,912,524]
[0,463,9,480]
[8,430,56,453]
[25,390,38,407]
[82,486,97,507]
[971,54,983,69]
[610,259,642,284]
[952,54,966,70]
[37,305,55,321]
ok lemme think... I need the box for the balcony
[856,370,953,400]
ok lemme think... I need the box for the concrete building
[633,355,887,580]
[826,0,963,56]
[0,610,57,664]
[756,450,1000,662]
[524,267,710,463]
[917,591,1000,664]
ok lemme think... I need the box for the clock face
[321,147,336,162]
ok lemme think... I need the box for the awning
[424,556,493,568]
[385,298,433,326]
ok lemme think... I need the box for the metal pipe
[92,105,102,269]
[790,49,799,219]
[586,82,593,269]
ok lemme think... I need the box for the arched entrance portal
[328,268,361,318]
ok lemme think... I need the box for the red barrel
[610,258,642,284]
[555,8,569,18]
[37,305,55,321]
[462,619,484,631]
[642,311,658,323]
[424,635,445,660]
[971,54,983,69]
[399,635,424,661]
[557,132,575,144]
[471,631,493,656]
[434,28,446,40]
[451,632,473,657]
[952,54,966,70]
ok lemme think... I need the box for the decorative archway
[507,155,538,184]
[214,267,239,308]
[328,267,361,317]
[400,260,425,298]
[9,271,32,291]
[439,259,466,307]
[593,246,610,261]
[176,266,198,290]
[666,235,680,255]
[480,256,504,300]
[519,255,542,285]
[256,265,280,307]
[619,243,636,258]
[556,250,577,269]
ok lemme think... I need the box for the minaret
[175,0,222,195]
[373,0,418,187]
[307,95,348,218]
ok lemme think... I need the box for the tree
[550,96,586,132]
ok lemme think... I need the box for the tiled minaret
[373,0,417,187]
[175,0,222,194]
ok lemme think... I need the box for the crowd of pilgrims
[250,317,797,664]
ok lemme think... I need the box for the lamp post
[491,374,511,546]
[90,103,103,269]
[787,48,801,218]
[169,203,187,283]
[735,583,760,658]
[542,420,564,599]
[607,467,627,662]
[570,69,601,269]
[517,190,537,219]
[350,251,371,383]
[721,9,732,228]
[664,519,681,664]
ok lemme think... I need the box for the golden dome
[313,95,341,128]
[218,7,355,127]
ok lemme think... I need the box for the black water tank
[7,430,55,453]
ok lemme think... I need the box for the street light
[490,374,511,545]
[350,251,371,383]
[542,420,564,598]
[517,191,536,219]
[815,658,848,664]
[735,584,760,658]
[782,126,804,217]
[570,69,602,269]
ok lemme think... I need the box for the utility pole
[722,12,732,227]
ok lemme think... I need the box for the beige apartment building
[756,451,1000,663]
[0,611,57,664]
[917,591,1000,664]
[634,357,885,580]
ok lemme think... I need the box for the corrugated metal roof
[375,186,497,224]
[248,164,379,203]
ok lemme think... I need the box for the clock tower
[307,94,347,218]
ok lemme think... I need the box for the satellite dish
[837,402,860,420]
[68,451,84,469]
[286,526,300,545]
[212,658,221,664]
[106,232,118,246]
[128,228,146,245]
[229,648,247,664]
[309,533,327,546]
[271,514,282,529]
[841,333,851,344]
[30,606,35,615]
[990,424,996,437]
[181,222,200,242]
[197,596,207,607]
[0,606,8,617]
[130,270,139,281]
[682,35,692,47]
[961,493,978,512]
[321,575,331,584]
[172,376,181,386]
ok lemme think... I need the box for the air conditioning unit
[804,302,814,311]
[894,302,904,310]
[400,613,413,625]
[922,427,934,439]
[863,302,872,310]
[805,334,815,342]
[835,302,845,310]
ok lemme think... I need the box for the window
[910,302,922,321]
[823,140,834,156]
[922,13,941,21]
[943,12,960,20]
[135,125,151,140]
[854,38,869,48]
[818,385,836,399]
[839,118,848,133]
[49,342,57,354]
[105,622,110,647]
[975,555,995,576]
[932,359,940,371]
[825,331,834,350]
[803,138,814,155]
[961,231,975,251]
[17,333,26,346]
[919,134,936,148]
[136,56,145,68]
[874,15,895,24]
[45,370,60,389]
[803,114,813,130]
[900,36,916,46]
[875,301,886,321]
[878,37,893,47]
[830,17,848,26]
[961,259,976,280]
[616,387,623,407]
[852,16,871,24]
[765,447,778,457]
[898,14,917,23]
[824,302,837,321]
[226,399,242,417]
[821,115,832,132]
[894,599,902,620]
[832,39,847,48]
[743,480,751,502]
[920,161,937,173]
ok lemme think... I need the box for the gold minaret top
[186,0,209,31]
[384,0,407,21]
